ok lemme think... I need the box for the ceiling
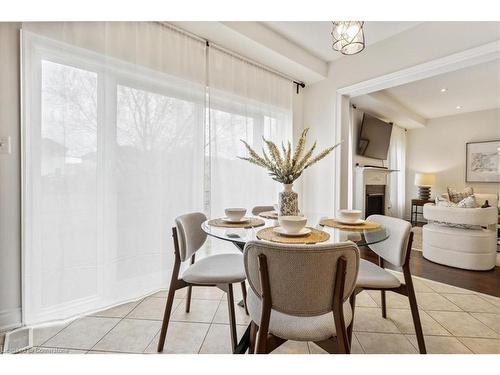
[383,60,500,119]
[262,21,422,61]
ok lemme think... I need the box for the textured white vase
[278,183,299,216]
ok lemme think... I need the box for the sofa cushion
[447,186,474,203]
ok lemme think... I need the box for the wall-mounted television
[357,113,393,160]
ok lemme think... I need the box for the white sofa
[422,196,498,271]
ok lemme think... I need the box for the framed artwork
[466,140,500,182]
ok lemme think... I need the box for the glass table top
[201,212,390,248]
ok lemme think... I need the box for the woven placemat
[258,211,278,219]
[319,218,381,231]
[207,217,265,229]
[256,226,330,244]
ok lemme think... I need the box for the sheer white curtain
[208,47,293,218]
[387,125,406,218]
[22,23,206,324]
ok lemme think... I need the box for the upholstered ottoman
[422,205,497,271]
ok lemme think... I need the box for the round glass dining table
[201,212,390,251]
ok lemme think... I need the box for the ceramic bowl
[337,209,362,223]
[225,207,247,221]
[278,215,307,234]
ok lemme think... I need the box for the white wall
[0,22,22,331]
[405,108,500,218]
[301,21,500,215]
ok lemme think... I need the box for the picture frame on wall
[466,140,500,182]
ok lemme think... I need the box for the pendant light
[331,21,365,55]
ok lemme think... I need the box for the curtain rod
[155,21,306,91]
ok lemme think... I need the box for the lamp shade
[414,173,436,186]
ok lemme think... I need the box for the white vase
[278,183,299,216]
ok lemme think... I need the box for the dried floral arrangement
[239,128,341,184]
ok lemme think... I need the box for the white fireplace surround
[354,166,398,218]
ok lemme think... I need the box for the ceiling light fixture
[440,88,448,92]
[456,105,462,110]
[331,21,365,55]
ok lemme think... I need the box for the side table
[410,199,434,226]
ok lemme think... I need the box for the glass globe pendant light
[331,21,365,55]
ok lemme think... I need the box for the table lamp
[414,173,435,200]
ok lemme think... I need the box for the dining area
[154,205,426,355]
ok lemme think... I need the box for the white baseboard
[0,307,22,332]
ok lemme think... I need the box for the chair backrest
[251,205,274,215]
[366,214,411,267]
[175,212,207,262]
[244,241,359,317]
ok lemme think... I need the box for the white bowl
[225,207,246,221]
[278,215,307,234]
[337,209,362,223]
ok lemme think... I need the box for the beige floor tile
[354,291,378,307]
[127,297,183,320]
[212,300,251,325]
[478,294,500,309]
[32,321,70,346]
[427,311,497,338]
[386,309,450,336]
[86,350,129,354]
[145,322,210,354]
[424,281,477,295]
[390,272,434,293]
[190,286,224,300]
[271,340,310,354]
[353,307,401,333]
[356,332,417,354]
[92,300,142,318]
[171,299,220,323]
[443,294,500,313]
[367,291,410,309]
[471,313,500,334]
[459,337,500,354]
[43,317,120,350]
[92,319,161,353]
[308,335,364,354]
[406,335,472,354]
[149,288,187,299]
[415,293,461,311]
[198,323,247,354]
[221,284,245,301]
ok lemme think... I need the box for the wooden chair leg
[404,271,426,354]
[249,321,258,354]
[157,286,177,352]
[185,285,193,312]
[227,283,238,352]
[347,292,356,345]
[380,290,387,318]
[240,281,249,315]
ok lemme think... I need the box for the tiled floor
[3,271,500,354]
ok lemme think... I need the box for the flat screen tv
[357,113,393,160]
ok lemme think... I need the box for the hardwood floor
[360,247,500,297]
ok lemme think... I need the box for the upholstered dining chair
[350,214,426,354]
[243,240,360,354]
[157,212,248,352]
[251,205,274,216]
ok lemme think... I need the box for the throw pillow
[447,186,474,203]
[435,195,455,207]
[456,195,477,208]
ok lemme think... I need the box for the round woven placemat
[319,218,381,231]
[256,226,330,244]
[258,211,278,219]
[207,217,265,229]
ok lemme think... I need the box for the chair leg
[380,290,387,318]
[157,287,177,352]
[240,281,249,315]
[185,285,193,313]
[226,283,238,352]
[347,292,356,345]
[249,321,258,354]
[405,273,426,354]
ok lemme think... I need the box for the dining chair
[243,240,360,354]
[157,212,248,352]
[350,214,426,354]
[251,205,274,216]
